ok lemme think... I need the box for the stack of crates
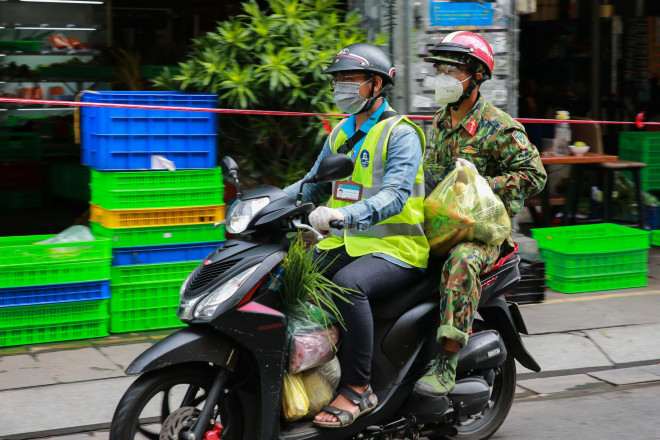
[619,132,660,193]
[0,235,112,347]
[0,131,43,209]
[80,91,225,333]
[618,132,660,228]
[531,223,651,293]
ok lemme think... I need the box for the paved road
[495,382,660,440]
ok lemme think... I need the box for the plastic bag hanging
[281,371,309,422]
[424,166,511,256]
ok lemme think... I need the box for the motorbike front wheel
[109,363,247,440]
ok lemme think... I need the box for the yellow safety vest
[317,115,429,268]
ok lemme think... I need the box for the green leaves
[152,0,387,187]
[280,233,354,333]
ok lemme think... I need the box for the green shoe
[413,353,459,397]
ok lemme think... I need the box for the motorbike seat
[370,244,519,320]
[370,258,442,320]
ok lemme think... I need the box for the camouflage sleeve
[423,110,452,185]
[483,129,547,218]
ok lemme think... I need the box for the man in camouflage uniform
[414,31,547,397]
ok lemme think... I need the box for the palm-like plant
[154,0,386,187]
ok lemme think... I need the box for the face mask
[333,79,371,114]
[434,73,472,104]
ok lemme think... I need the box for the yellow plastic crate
[89,203,224,228]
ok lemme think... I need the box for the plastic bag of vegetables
[424,166,510,256]
[301,356,341,418]
[287,310,339,374]
[281,371,309,422]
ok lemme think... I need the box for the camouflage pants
[437,241,501,347]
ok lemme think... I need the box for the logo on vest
[360,150,370,168]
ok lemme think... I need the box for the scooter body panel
[125,326,239,375]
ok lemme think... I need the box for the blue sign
[429,2,494,27]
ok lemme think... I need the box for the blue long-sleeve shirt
[284,101,423,267]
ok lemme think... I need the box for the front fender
[125,326,239,375]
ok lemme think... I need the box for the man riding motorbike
[283,42,428,428]
[414,31,547,397]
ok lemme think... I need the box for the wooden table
[535,152,619,227]
[540,152,619,165]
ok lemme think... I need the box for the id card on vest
[334,180,363,202]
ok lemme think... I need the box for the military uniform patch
[511,130,529,150]
[465,117,478,136]
[460,145,480,155]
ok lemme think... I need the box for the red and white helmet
[424,31,495,78]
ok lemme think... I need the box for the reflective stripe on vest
[318,115,429,268]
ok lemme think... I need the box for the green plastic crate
[0,190,42,210]
[90,168,224,209]
[109,261,197,332]
[0,300,109,329]
[653,231,660,246]
[45,163,91,202]
[619,132,660,164]
[546,271,648,294]
[0,132,42,161]
[89,222,225,247]
[110,279,184,312]
[111,261,198,288]
[110,306,184,333]
[531,223,650,254]
[0,259,111,289]
[0,234,111,265]
[0,234,111,288]
[540,248,648,277]
[0,318,109,347]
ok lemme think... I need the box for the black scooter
[110,154,541,440]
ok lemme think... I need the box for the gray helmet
[323,43,396,87]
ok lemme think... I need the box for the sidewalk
[1,249,660,440]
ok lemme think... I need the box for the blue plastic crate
[0,281,110,307]
[80,91,218,170]
[111,241,222,266]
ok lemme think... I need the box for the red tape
[1,97,659,126]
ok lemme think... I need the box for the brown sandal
[312,385,378,428]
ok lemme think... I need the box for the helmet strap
[359,74,392,115]
[450,77,478,111]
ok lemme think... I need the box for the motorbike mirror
[220,156,241,197]
[312,154,354,183]
[220,156,239,182]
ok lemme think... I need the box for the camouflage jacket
[426,95,547,220]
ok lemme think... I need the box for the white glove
[456,158,478,174]
[309,206,345,233]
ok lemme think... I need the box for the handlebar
[329,220,345,229]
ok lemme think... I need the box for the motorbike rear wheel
[431,324,517,440]
[109,363,247,440]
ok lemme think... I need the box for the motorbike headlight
[193,264,260,320]
[226,197,270,234]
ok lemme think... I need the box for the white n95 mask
[434,73,472,104]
